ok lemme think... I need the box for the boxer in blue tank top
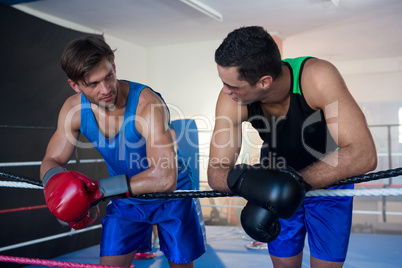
[81,81,206,263]
[40,36,205,268]
[208,26,377,268]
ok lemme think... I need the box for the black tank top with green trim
[247,57,337,171]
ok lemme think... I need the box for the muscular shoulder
[137,87,166,115]
[302,58,340,78]
[301,58,348,110]
[58,93,81,131]
[64,93,81,109]
[136,87,169,137]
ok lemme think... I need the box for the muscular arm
[207,91,248,192]
[129,88,178,194]
[300,59,377,189]
[40,95,81,180]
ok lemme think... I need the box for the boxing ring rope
[0,159,106,168]
[0,224,118,267]
[0,254,130,268]
[1,167,402,198]
[5,181,402,197]
[0,167,401,267]
[0,204,47,214]
[0,225,102,253]
[0,181,43,189]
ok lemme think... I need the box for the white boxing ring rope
[1,180,402,197]
[0,225,102,253]
[0,181,43,189]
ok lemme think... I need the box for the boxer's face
[217,65,259,105]
[69,59,119,110]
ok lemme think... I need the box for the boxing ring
[1,120,402,268]
[1,168,402,268]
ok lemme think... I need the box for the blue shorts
[268,184,354,262]
[136,227,153,253]
[100,197,206,264]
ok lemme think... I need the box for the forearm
[40,127,79,181]
[300,145,377,189]
[207,161,232,193]
[128,166,177,195]
[40,158,67,181]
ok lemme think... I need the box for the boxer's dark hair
[61,36,115,83]
[215,26,282,86]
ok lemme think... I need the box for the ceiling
[12,0,402,62]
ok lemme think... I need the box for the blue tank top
[247,57,338,171]
[80,81,193,203]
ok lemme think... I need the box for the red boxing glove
[68,213,90,230]
[43,167,131,227]
[68,207,99,230]
[43,170,100,222]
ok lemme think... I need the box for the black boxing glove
[227,164,310,219]
[241,202,281,243]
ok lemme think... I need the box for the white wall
[147,40,222,123]
[146,41,223,180]
[104,34,148,85]
[332,57,402,103]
